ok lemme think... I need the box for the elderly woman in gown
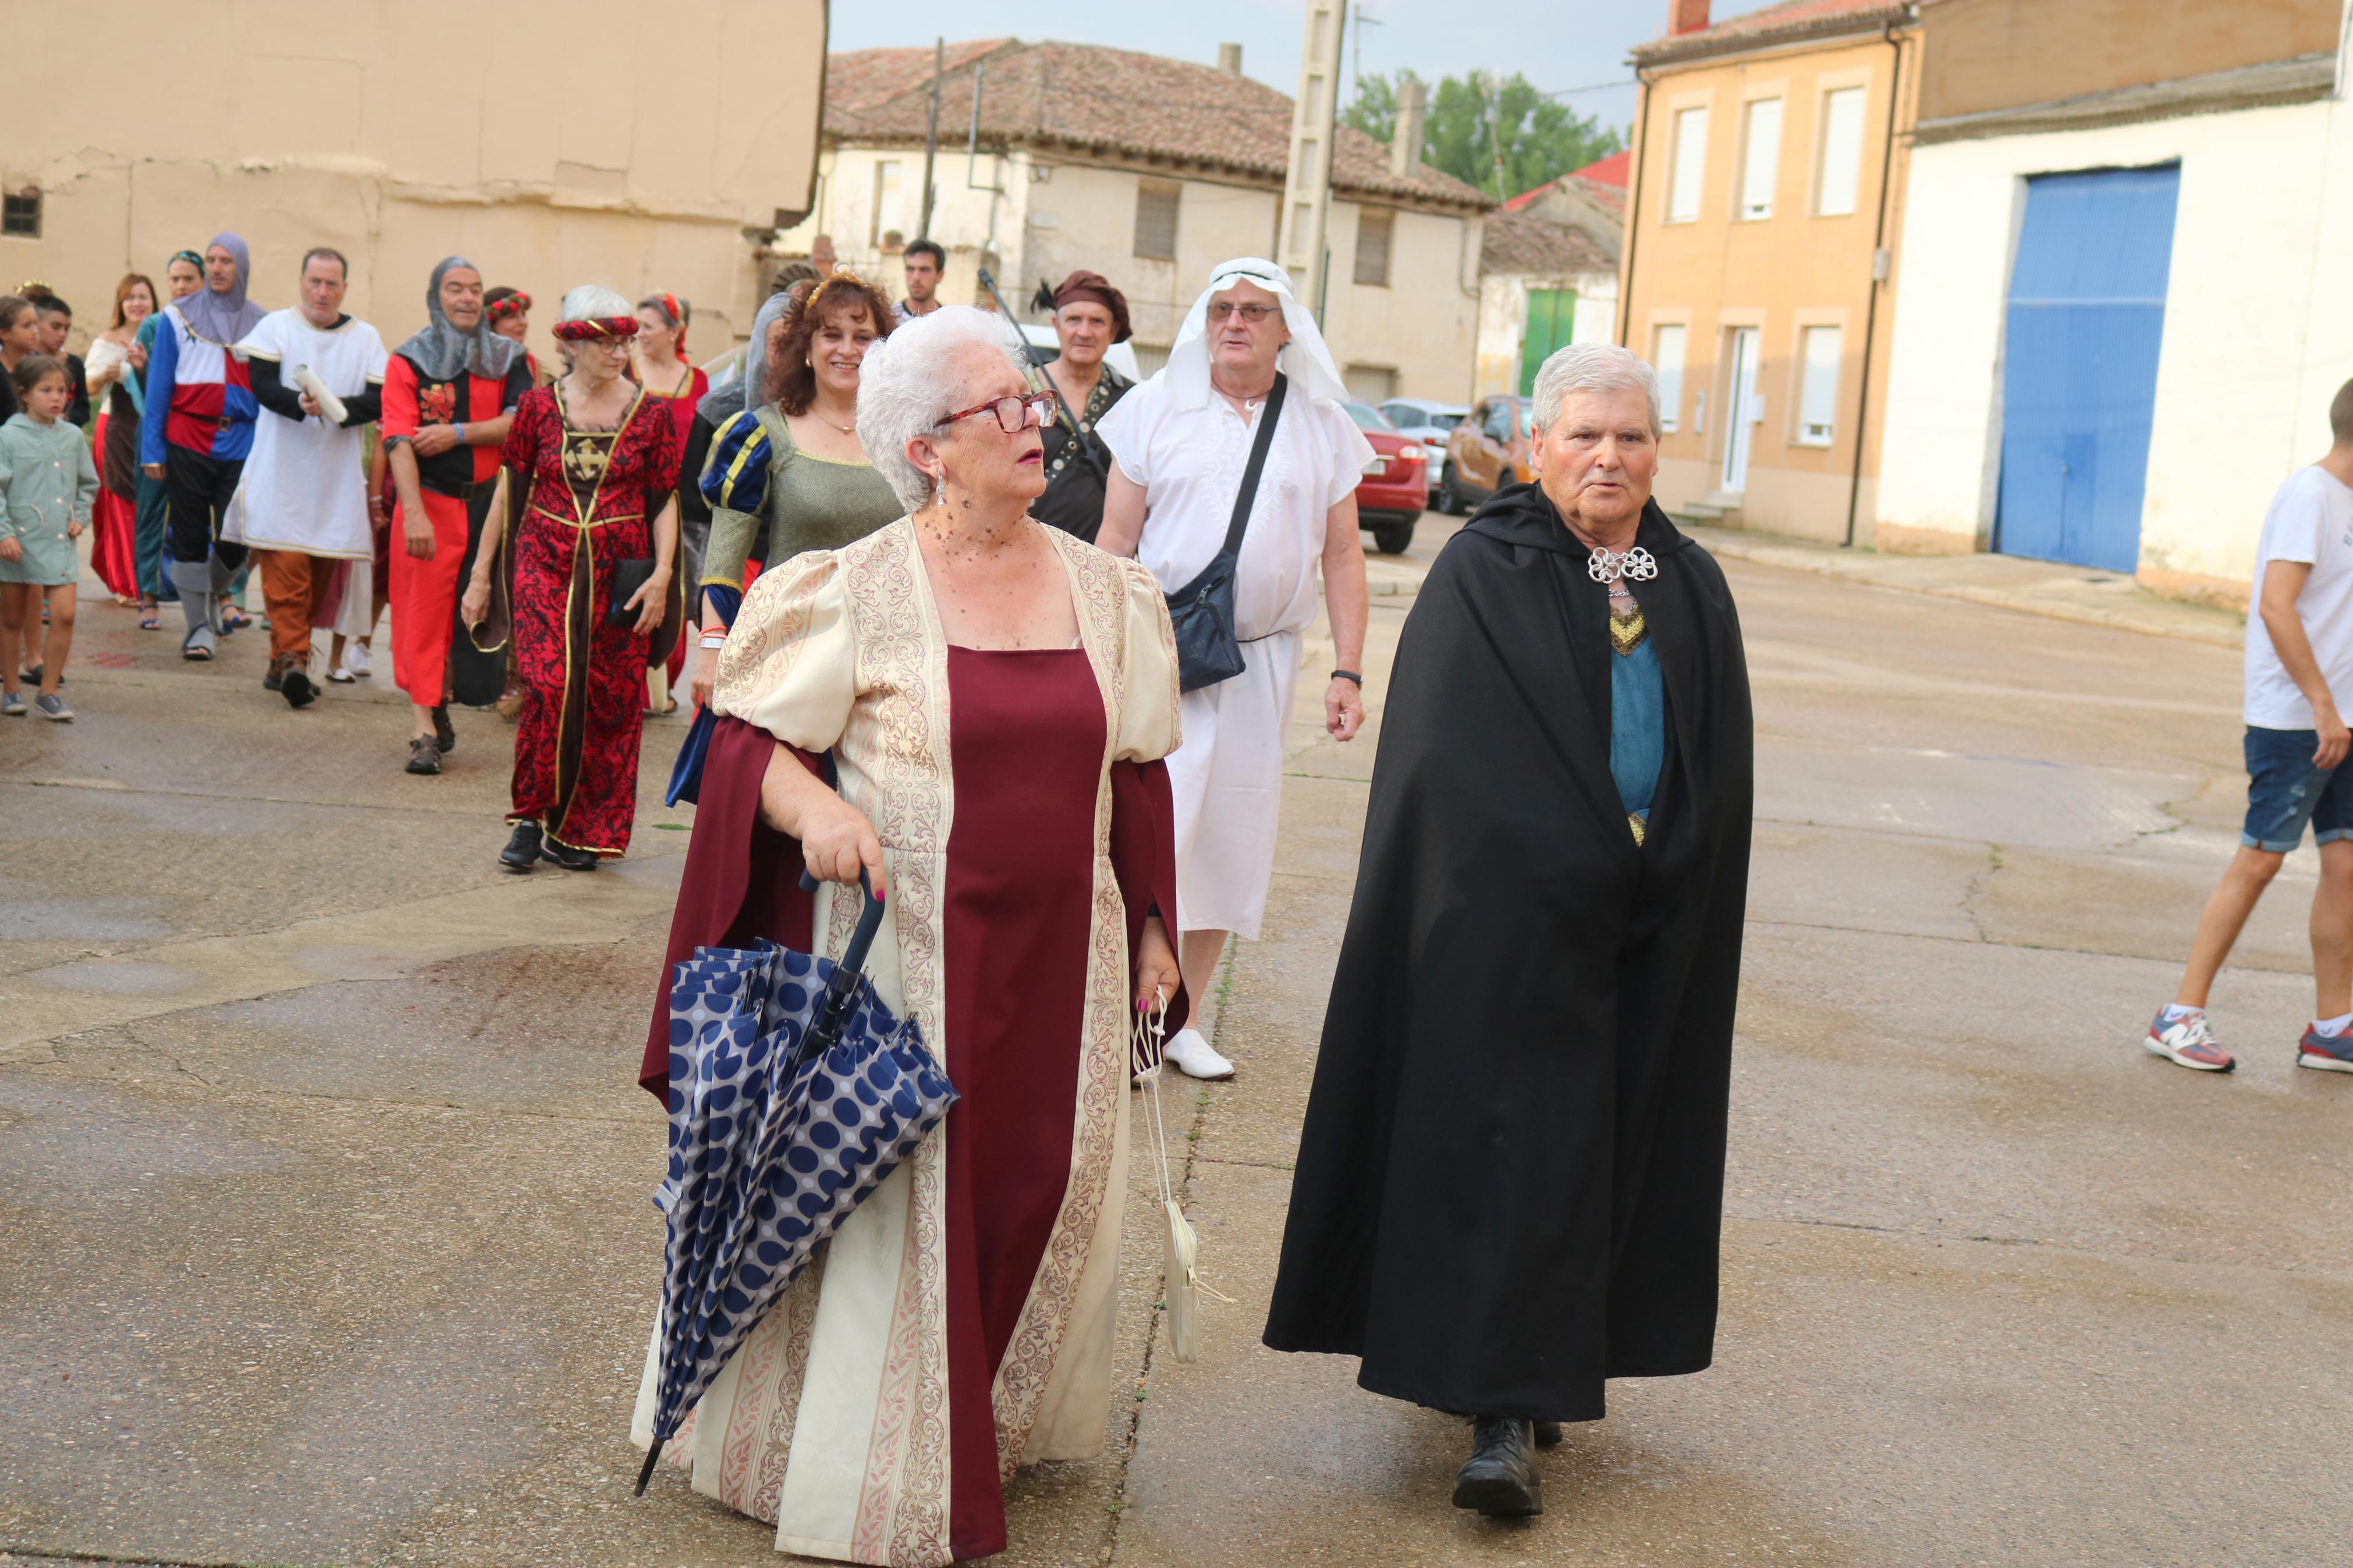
[634,305,1187,1567]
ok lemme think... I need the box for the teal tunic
[0,413,100,586]
[1609,599,1666,833]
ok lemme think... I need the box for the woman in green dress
[690,271,904,709]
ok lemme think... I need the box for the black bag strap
[1219,372,1288,561]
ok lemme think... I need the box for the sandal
[221,608,252,632]
[139,614,162,631]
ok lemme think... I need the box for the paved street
[5,518,2348,1568]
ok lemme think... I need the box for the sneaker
[33,693,71,721]
[2,691,24,716]
[343,641,371,678]
[540,837,601,872]
[2145,1009,2235,1072]
[326,663,356,684]
[499,820,544,872]
[1165,1027,1235,1080]
[405,735,442,776]
[2297,1025,2353,1073]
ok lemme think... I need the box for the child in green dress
[0,354,99,720]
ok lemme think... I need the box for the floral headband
[551,316,640,342]
[485,291,531,323]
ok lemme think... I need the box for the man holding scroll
[232,247,386,707]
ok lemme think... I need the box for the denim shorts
[2242,726,2353,851]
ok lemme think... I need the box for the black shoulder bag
[1165,372,1287,694]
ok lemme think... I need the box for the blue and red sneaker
[2297,1025,2353,1073]
[2145,1009,2235,1072]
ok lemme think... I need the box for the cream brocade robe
[631,517,1181,1566]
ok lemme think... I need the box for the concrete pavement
[5,517,2348,1566]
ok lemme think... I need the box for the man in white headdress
[1098,258,1375,1079]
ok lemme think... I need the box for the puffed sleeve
[498,388,548,474]
[699,409,772,589]
[1112,555,1181,763]
[709,550,856,752]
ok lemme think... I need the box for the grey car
[1378,398,1470,493]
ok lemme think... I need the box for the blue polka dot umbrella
[636,873,957,1495]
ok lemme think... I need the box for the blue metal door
[1995,165,2180,572]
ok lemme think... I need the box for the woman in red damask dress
[464,286,680,872]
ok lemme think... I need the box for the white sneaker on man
[1165,1027,1234,1080]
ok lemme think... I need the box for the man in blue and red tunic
[139,232,267,662]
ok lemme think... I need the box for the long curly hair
[761,271,895,416]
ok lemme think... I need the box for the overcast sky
[828,1,1790,136]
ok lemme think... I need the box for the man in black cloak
[1263,342,1752,1517]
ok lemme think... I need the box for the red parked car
[1343,400,1429,554]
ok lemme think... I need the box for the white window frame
[1791,318,1846,448]
[869,159,902,248]
[1737,97,1783,222]
[1651,321,1688,434]
[1814,83,1868,218]
[1666,104,1709,223]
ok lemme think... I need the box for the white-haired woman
[634,305,1185,1566]
[465,285,680,871]
[1266,342,1752,1518]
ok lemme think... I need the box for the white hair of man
[855,304,1030,511]
[1530,343,1662,439]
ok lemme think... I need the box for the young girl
[0,354,100,719]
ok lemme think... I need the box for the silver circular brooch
[1587,546,1658,584]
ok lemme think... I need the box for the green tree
[1343,70,1624,200]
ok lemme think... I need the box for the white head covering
[1160,257,1351,410]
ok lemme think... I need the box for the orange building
[1619,0,1919,543]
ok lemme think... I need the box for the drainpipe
[1843,20,1906,549]
[1617,69,1653,347]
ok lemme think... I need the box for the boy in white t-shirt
[2149,378,2353,1073]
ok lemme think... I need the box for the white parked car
[1378,398,1470,489]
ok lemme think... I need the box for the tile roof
[826,39,1492,212]
[1631,0,1911,66]
[1571,150,1631,189]
[1481,211,1616,277]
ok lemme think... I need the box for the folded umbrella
[636,871,957,1495]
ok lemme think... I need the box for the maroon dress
[647,650,1186,1561]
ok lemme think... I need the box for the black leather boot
[1534,1420,1563,1448]
[499,820,543,872]
[1452,1415,1542,1516]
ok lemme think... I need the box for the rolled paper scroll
[292,364,347,426]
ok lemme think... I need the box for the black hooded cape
[1261,485,1752,1422]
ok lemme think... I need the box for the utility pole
[1280,0,1348,319]
[918,37,943,240]
[1485,72,1509,201]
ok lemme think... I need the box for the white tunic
[226,310,387,559]
[1098,377,1374,940]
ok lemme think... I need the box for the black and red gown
[493,384,680,856]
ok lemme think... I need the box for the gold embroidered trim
[1628,812,1648,845]
[1609,604,1649,656]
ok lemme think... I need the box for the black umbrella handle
[796,867,888,1047]
[635,1440,661,1496]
